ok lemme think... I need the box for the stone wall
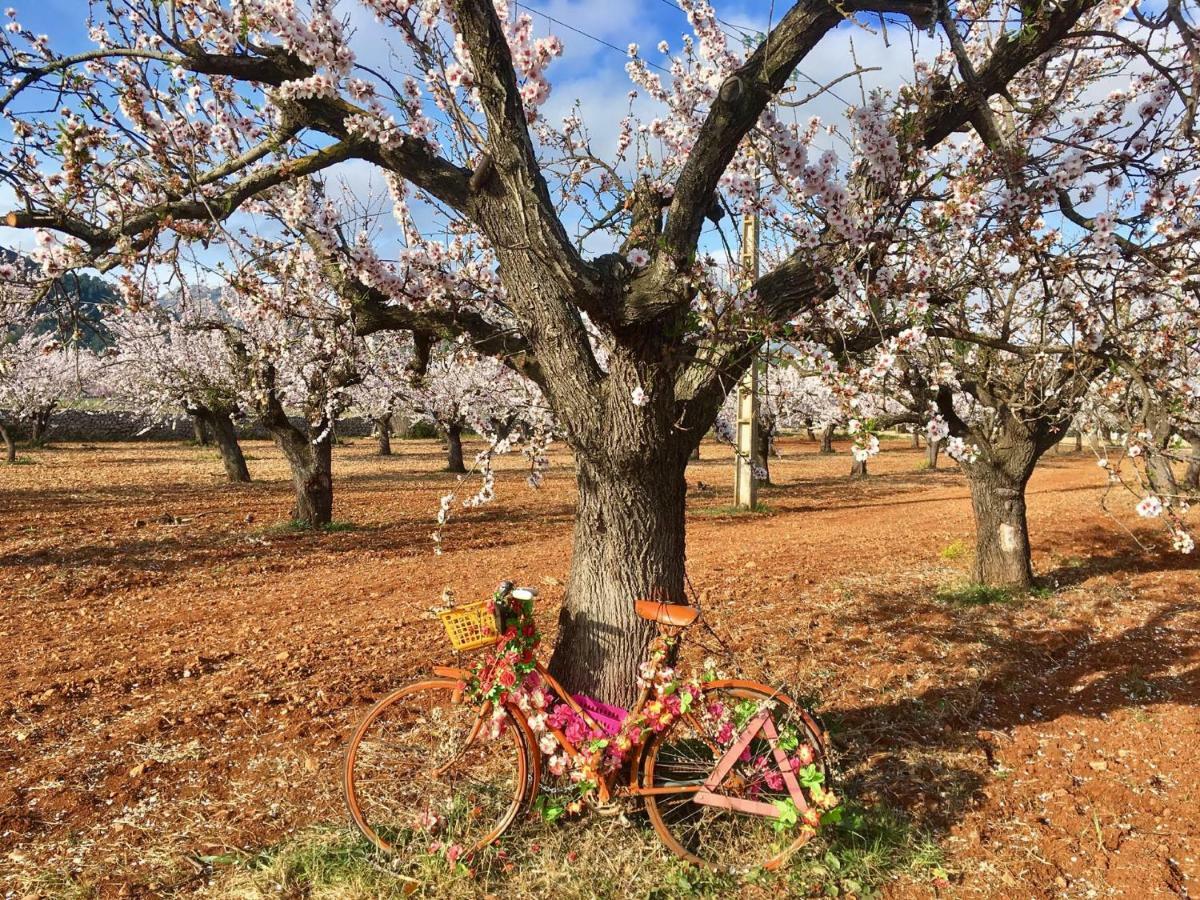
[2,408,376,442]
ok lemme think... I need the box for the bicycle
[343,581,835,872]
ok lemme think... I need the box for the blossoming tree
[104,295,254,482]
[3,0,1194,702]
[410,342,547,473]
[352,331,415,456]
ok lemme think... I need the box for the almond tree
[221,244,363,526]
[2,0,1192,702]
[0,287,96,458]
[409,342,545,473]
[104,297,253,482]
[352,331,415,456]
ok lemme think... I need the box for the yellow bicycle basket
[437,599,500,652]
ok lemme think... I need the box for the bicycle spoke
[643,683,828,871]
[345,681,528,858]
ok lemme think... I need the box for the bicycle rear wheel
[642,680,830,871]
[344,679,532,857]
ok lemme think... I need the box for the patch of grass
[935,583,1017,606]
[939,539,969,561]
[210,799,944,900]
[786,802,947,898]
[936,579,1058,606]
[262,519,358,535]
[695,502,774,517]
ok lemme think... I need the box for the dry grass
[209,799,944,899]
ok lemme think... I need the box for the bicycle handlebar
[497,581,538,602]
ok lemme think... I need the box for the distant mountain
[0,246,119,350]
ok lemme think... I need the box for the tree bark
[819,423,835,454]
[375,414,393,456]
[0,421,15,463]
[445,424,466,473]
[927,437,940,470]
[691,444,700,460]
[850,455,868,478]
[805,418,816,442]
[28,404,54,446]
[546,451,680,708]
[190,413,211,446]
[965,466,1034,589]
[1074,430,1083,452]
[910,430,920,449]
[259,395,333,526]
[1186,438,1200,490]
[193,407,250,483]
[1139,398,1178,502]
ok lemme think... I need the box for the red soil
[0,437,1196,897]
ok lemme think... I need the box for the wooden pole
[734,195,760,510]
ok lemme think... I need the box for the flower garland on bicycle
[461,586,837,826]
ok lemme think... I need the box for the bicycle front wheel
[642,680,830,871]
[344,679,532,857]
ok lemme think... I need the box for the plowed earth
[1,437,1196,898]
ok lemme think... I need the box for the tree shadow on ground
[1041,538,1200,586]
[0,491,578,579]
[820,568,1199,844]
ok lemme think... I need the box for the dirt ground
[1,436,1197,898]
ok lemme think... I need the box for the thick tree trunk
[289,431,333,526]
[0,421,15,463]
[190,413,211,446]
[194,407,250,483]
[966,467,1034,589]
[805,418,816,442]
[819,423,835,454]
[927,437,940,470]
[850,455,868,478]
[209,411,251,483]
[445,424,466,473]
[1186,439,1200,489]
[911,430,920,449]
[375,414,393,456]
[1074,430,1083,452]
[260,397,333,526]
[691,444,700,460]
[1146,452,1178,500]
[1140,399,1178,502]
[547,452,679,708]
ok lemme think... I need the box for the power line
[649,0,856,108]
[513,2,673,75]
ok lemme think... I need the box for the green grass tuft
[695,502,774,517]
[935,583,1017,606]
[938,540,969,561]
[936,580,1057,606]
[785,801,947,898]
[263,519,358,535]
